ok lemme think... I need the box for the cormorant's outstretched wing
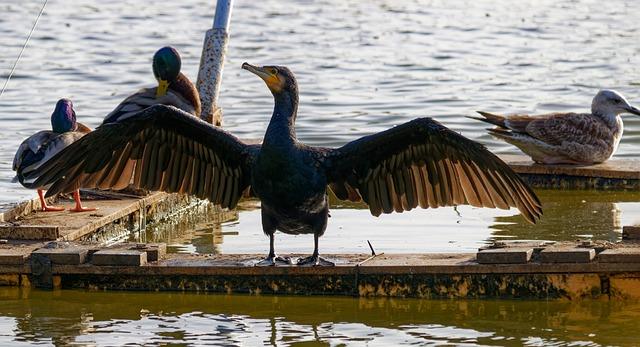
[323,118,542,223]
[28,105,257,209]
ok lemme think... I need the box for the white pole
[196,0,234,126]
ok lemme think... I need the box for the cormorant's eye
[614,99,622,104]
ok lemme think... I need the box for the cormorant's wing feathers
[324,118,542,223]
[28,104,255,209]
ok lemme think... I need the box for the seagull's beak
[242,62,282,92]
[625,104,640,116]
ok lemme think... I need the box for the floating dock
[0,155,639,299]
[502,154,640,189]
[0,191,237,242]
[1,240,640,300]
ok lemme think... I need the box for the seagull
[471,90,640,164]
[26,63,542,266]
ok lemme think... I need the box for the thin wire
[0,0,49,98]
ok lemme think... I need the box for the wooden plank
[0,225,59,240]
[540,248,596,263]
[598,249,640,263]
[92,249,147,266]
[0,248,31,265]
[500,154,640,180]
[32,247,89,265]
[476,248,533,264]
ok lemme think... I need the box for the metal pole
[196,0,233,126]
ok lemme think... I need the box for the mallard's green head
[152,46,182,97]
[51,98,77,133]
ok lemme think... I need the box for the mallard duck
[27,64,542,266]
[13,99,96,212]
[102,46,201,124]
[472,90,640,164]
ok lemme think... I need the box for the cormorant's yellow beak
[156,79,169,97]
[242,62,282,93]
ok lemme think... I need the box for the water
[1,0,640,208]
[141,189,640,255]
[1,288,639,346]
[2,0,640,344]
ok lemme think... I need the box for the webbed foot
[256,255,293,267]
[296,254,335,267]
[69,190,97,212]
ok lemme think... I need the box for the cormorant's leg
[297,233,334,266]
[256,213,292,266]
[69,190,97,212]
[37,189,64,212]
[256,233,292,266]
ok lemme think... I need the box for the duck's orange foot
[41,205,65,212]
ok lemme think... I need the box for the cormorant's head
[242,62,297,96]
[51,98,77,133]
[152,46,182,97]
[592,89,640,117]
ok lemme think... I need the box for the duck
[27,63,542,266]
[13,99,96,212]
[471,90,640,165]
[102,46,201,124]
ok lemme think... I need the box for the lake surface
[2,0,640,345]
[1,288,639,346]
[139,189,640,255]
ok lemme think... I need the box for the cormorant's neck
[265,90,298,144]
[169,72,201,116]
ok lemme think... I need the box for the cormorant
[27,63,542,266]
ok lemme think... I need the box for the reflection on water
[0,288,638,346]
[139,189,640,255]
[134,201,240,255]
[491,189,640,242]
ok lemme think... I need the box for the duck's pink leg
[69,190,97,212]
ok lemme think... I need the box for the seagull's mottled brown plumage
[472,90,640,164]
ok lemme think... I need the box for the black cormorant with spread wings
[28,63,542,266]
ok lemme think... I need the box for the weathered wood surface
[501,154,640,179]
[500,154,640,189]
[0,192,168,241]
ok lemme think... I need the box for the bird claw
[255,255,293,267]
[296,255,335,267]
